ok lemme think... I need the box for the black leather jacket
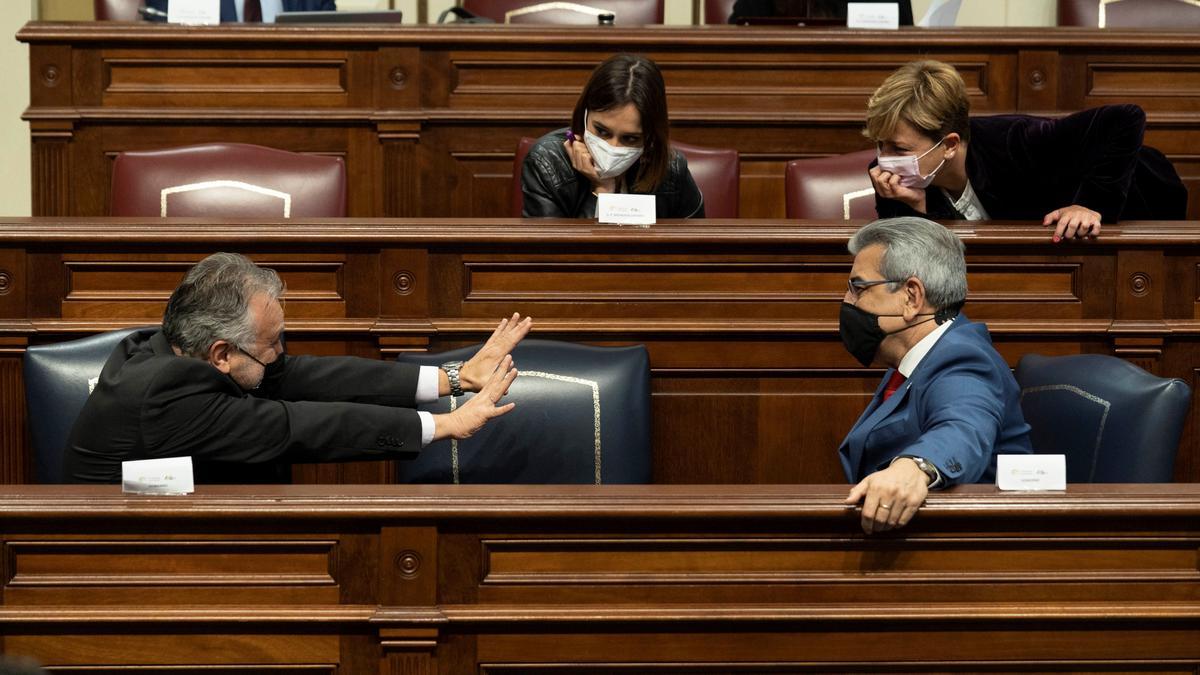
[521,128,706,219]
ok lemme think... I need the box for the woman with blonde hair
[865,60,1186,241]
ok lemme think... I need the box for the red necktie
[882,370,906,401]
[243,0,262,22]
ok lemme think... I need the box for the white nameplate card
[996,454,1066,491]
[847,2,900,29]
[597,193,656,225]
[168,0,221,25]
[122,457,195,495]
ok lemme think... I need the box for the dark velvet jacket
[63,330,422,484]
[874,104,1188,222]
[521,129,706,219]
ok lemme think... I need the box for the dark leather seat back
[673,141,740,219]
[704,0,736,23]
[395,339,651,483]
[24,327,157,483]
[110,142,347,217]
[94,0,143,20]
[1015,353,1191,482]
[461,0,663,23]
[511,136,539,217]
[1058,0,1200,27]
[512,137,739,217]
[785,149,876,220]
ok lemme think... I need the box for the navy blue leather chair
[395,339,651,484]
[24,327,157,483]
[1015,353,1190,482]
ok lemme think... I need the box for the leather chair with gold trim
[512,136,740,217]
[24,327,158,483]
[459,0,662,23]
[394,340,651,483]
[1015,353,1191,482]
[785,149,876,220]
[1058,0,1200,28]
[110,142,347,217]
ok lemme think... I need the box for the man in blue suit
[838,217,1032,534]
[146,0,336,22]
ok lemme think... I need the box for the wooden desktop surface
[0,218,1197,486]
[2,483,1199,671]
[18,22,1200,219]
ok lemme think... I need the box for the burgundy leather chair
[94,0,143,20]
[1059,0,1200,27]
[460,0,663,23]
[785,149,877,220]
[704,0,736,23]
[672,141,740,219]
[110,143,347,218]
[512,137,739,218]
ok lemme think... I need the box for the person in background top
[865,60,1187,241]
[521,53,705,219]
[144,0,336,22]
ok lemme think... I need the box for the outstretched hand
[434,354,518,441]
[460,313,532,392]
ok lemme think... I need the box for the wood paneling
[0,218,1199,487]
[2,484,1200,670]
[18,23,1200,219]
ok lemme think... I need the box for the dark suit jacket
[146,0,337,21]
[874,104,1188,222]
[63,330,422,484]
[838,316,1033,486]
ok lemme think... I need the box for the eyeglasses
[236,345,272,369]
[846,278,905,301]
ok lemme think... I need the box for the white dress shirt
[415,366,440,446]
[941,179,990,221]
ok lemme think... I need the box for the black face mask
[838,302,961,367]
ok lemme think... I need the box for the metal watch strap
[442,361,464,397]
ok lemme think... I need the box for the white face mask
[876,137,946,189]
[582,110,644,180]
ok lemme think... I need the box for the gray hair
[162,252,284,358]
[848,217,967,310]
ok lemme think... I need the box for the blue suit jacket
[838,315,1032,486]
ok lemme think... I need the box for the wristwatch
[441,360,465,397]
[899,455,941,488]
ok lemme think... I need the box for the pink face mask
[876,137,946,189]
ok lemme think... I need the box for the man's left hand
[461,313,533,392]
[844,458,930,534]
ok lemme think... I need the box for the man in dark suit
[838,217,1032,533]
[63,252,530,484]
[145,0,336,22]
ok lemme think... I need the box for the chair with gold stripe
[110,142,346,218]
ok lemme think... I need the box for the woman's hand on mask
[869,165,927,214]
[563,137,617,194]
[1044,204,1101,242]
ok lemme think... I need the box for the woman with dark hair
[521,54,705,219]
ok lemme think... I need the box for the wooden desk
[0,218,1197,485]
[17,23,1200,219]
[2,484,1199,671]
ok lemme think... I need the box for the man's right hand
[432,354,518,440]
[869,165,927,214]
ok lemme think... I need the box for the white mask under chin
[582,111,644,180]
